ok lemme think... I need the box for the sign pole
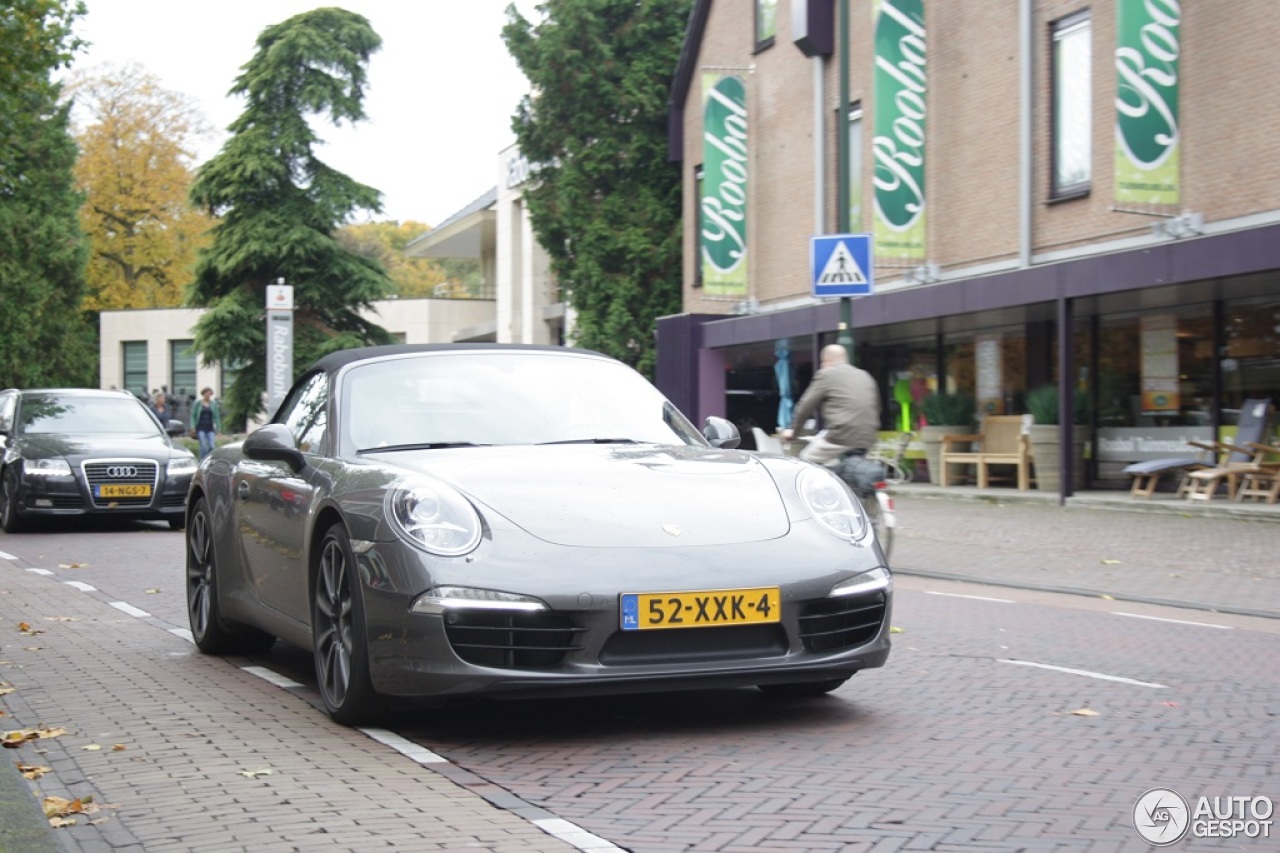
[265,279,294,418]
[836,0,854,362]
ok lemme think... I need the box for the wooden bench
[939,415,1032,490]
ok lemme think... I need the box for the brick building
[656,0,1280,491]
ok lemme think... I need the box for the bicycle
[865,431,914,486]
[831,453,896,562]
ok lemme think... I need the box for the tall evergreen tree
[503,0,692,378]
[0,0,96,389]
[189,7,393,425]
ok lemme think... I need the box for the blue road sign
[811,233,874,297]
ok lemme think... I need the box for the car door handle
[237,481,251,501]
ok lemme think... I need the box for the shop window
[1050,11,1091,200]
[1095,310,1214,428]
[755,0,777,51]
[1221,296,1280,425]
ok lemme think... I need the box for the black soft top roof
[307,343,606,375]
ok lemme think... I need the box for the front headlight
[167,455,198,476]
[410,586,546,615]
[831,567,892,597]
[24,459,72,478]
[797,466,869,541]
[388,481,482,556]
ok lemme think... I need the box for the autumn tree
[68,62,213,311]
[0,0,96,388]
[189,7,393,424]
[337,220,446,298]
[503,0,692,377]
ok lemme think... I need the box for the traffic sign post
[811,233,874,298]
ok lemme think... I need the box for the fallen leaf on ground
[112,744,126,751]
[44,617,77,622]
[16,622,29,632]
[1099,594,1115,600]
[0,685,14,696]
[48,816,76,828]
[23,646,43,652]
[18,623,42,636]
[2,726,68,747]
[82,744,101,751]
[18,763,51,779]
[239,767,273,778]
[42,794,96,818]
[1100,559,1122,565]
[1070,707,1100,717]
[144,589,160,594]
[889,626,905,634]
[57,562,89,569]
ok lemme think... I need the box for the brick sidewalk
[0,563,580,853]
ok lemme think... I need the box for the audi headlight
[388,481,482,556]
[24,459,72,478]
[797,466,869,541]
[167,455,198,476]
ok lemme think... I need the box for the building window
[1051,10,1091,199]
[169,339,198,401]
[693,164,704,289]
[755,0,777,51]
[122,341,147,399]
[220,357,247,398]
[847,102,864,232]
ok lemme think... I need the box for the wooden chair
[939,415,1031,490]
[1233,442,1280,504]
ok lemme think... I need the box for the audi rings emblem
[105,466,139,478]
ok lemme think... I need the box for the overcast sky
[68,1,538,228]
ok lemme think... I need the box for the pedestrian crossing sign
[811,233,874,297]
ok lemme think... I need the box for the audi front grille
[82,459,159,508]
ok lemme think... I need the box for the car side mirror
[165,419,187,437]
[702,416,741,449]
[243,424,307,473]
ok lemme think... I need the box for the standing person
[150,392,171,426]
[192,387,222,460]
[781,344,881,466]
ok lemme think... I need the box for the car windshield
[341,351,705,452]
[20,394,161,435]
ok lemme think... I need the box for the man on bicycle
[781,344,881,466]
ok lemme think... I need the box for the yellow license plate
[97,484,151,498]
[621,587,781,631]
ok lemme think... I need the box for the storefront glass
[1221,295,1280,426]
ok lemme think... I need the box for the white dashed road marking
[1113,611,1233,629]
[998,658,1169,689]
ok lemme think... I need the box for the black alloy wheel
[1,468,28,533]
[186,497,272,654]
[313,522,377,726]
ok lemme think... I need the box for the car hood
[16,432,178,461]
[382,444,792,547]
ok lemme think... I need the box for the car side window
[278,372,329,454]
[0,391,14,433]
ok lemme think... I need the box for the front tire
[1,468,29,533]
[313,522,378,726]
[186,497,273,654]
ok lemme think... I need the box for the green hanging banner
[873,0,926,262]
[701,73,748,297]
[1115,0,1180,206]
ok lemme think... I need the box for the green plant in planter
[1026,385,1090,425]
[921,392,976,426]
